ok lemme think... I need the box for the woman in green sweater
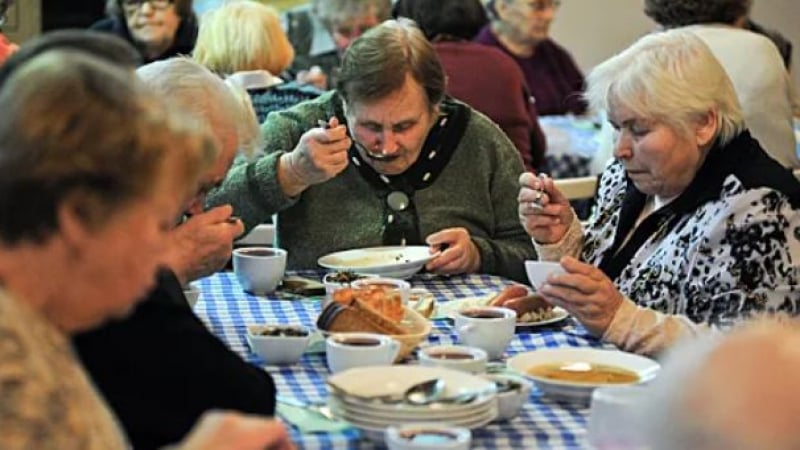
[209,19,535,282]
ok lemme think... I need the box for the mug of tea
[385,423,471,450]
[454,306,516,360]
[326,332,400,374]
[418,345,488,373]
[232,247,287,295]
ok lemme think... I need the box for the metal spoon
[403,378,446,405]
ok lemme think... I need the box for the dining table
[194,270,609,449]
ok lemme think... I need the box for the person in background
[92,0,197,64]
[194,0,321,124]
[0,48,292,450]
[74,58,279,450]
[644,0,799,168]
[208,19,536,283]
[508,29,800,356]
[0,0,18,65]
[392,0,547,172]
[476,0,586,116]
[643,319,800,450]
[284,0,391,90]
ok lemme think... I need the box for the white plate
[330,390,494,418]
[327,365,495,401]
[333,405,497,430]
[507,348,660,403]
[436,296,570,328]
[317,246,436,279]
[330,397,494,421]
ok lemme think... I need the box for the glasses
[122,0,172,11]
[524,0,561,12]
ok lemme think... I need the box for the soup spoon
[327,378,446,405]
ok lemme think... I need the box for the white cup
[418,345,488,373]
[232,247,287,295]
[326,332,400,374]
[588,385,649,449]
[454,306,516,360]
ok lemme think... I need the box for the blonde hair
[194,0,294,76]
[585,28,744,145]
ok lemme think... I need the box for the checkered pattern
[196,271,606,449]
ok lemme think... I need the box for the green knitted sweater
[208,91,535,282]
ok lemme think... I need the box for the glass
[122,0,173,11]
[587,385,649,449]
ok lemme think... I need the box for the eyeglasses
[525,0,561,12]
[122,0,173,11]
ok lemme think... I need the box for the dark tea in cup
[400,429,459,443]
[238,248,279,257]
[460,308,506,319]
[427,351,475,360]
[337,337,381,347]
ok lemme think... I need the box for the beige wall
[3,0,41,43]
[549,0,799,90]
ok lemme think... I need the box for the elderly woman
[209,19,535,282]
[475,0,586,116]
[193,0,321,123]
[285,0,391,89]
[509,29,800,356]
[0,49,291,449]
[92,0,197,64]
[392,0,547,172]
[643,0,798,169]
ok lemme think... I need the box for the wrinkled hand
[538,256,623,336]
[167,205,244,284]
[177,411,294,450]
[279,117,350,196]
[518,172,574,244]
[425,227,481,275]
[295,65,328,90]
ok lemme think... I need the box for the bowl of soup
[507,348,660,403]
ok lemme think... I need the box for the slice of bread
[331,286,404,323]
[317,296,408,336]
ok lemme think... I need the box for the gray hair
[311,0,391,31]
[336,18,445,109]
[136,57,260,157]
[644,0,752,27]
[585,28,744,146]
[0,50,213,244]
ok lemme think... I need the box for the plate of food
[436,286,569,328]
[317,246,437,279]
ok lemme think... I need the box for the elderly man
[210,19,536,282]
[72,56,277,450]
[642,319,800,449]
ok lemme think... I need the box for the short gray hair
[136,57,259,157]
[585,28,743,146]
[643,0,752,27]
[311,0,391,31]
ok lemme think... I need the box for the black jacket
[74,269,276,450]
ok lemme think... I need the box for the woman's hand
[518,172,574,244]
[538,256,624,336]
[425,227,481,275]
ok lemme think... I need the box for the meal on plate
[326,271,370,284]
[489,285,557,323]
[527,362,640,384]
[317,286,408,335]
[249,325,309,337]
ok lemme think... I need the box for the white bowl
[483,373,533,421]
[507,348,660,403]
[418,345,488,373]
[385,423,471,450]
[318,246,436,279]
[246,324,311,365]
[524,260,566,290]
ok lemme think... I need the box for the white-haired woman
[504,29,800,356]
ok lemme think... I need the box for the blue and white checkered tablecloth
[195,271,606,449]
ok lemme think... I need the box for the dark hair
[644,0,752,27]
[392,0,488,41]
[106,0,195,20]
[0,29,141,87]
[336,18,445,109]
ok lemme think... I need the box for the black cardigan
[74,269,276,450]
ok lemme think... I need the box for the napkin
[276,401,352,433]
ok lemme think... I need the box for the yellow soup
[527,362,640,384]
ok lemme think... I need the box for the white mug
[326,332,400,374]
[232,247,287,295]
[454,306,516,360]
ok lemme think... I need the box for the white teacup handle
[458,324,476,335]
[387,339,401,363]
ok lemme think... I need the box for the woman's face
[497,0,558,46]
[60,153,189,331]
[609,104,716,199]
[124,0,181,55]
[344,73,439,176]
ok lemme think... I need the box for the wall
[549,0,799,90]
[3,0,41,43]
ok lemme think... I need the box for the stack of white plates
[327,366,498,437]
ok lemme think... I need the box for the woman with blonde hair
[194,0,320,122]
